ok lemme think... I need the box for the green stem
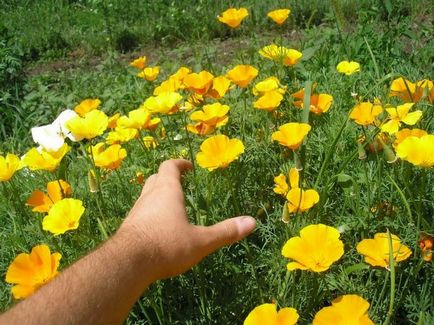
[314,117,348,188]
[383,229,396,325]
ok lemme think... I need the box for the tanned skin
[0,159,256,324]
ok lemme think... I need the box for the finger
[157,159,192,183]
[196,216,256,256]
[141,174,158,196]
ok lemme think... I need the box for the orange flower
[27,180,72,213]
[217,8,249,29]
[244,303,299,325]
[186,122,216,136]
[267,9,291,25]
[190,103,229,127]
[390,77,433,103]
[274,168,319,215]
[282,224,344,272]
[74,98,102,117]
[183,70,214,95]
[206,76,232,99]
[293,91,333,115]
[107,113,120,129]
[313,295,373,325]
[286,188,320,213]
[349,101,383,126]
[196,134,244,171]
[129,56,147,70]
[5,244,61,299]
[356,232,412,268]
[226,65,258,88]
[419,232,433,262]
[272,122,311,150]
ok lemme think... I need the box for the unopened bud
[88,170,98,193]
[281,202,290,223]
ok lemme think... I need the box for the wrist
[114,222,159,285]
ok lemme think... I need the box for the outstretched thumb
[198,216,256,256]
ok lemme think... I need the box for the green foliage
[1,0,434,323]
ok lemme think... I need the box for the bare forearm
[1,227,154,324]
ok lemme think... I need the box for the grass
[1,0,434,324]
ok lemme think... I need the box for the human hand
[118,159,256,282]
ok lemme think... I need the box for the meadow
[0,0,433,324]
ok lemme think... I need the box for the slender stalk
[383,229,396,325]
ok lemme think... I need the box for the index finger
[157,159,193,182]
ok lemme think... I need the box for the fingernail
[238,216,256,234]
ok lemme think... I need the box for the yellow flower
[336,60,360,75]
[129,56,147,70]
[389,77,433,103]
[141,91,183,114]
[272,122,311,150]
[273,168,299,196]
[171,66,192,81]
[393,128,427,148]
[23,144,69,172]
[313,295,374,325]
[186,122,216,136]
[0,153,23,182]
[65,110,108,140]
[244,303,299,325]
[90,143,127,170]
[154,78,183,95]
[252,77,285,96]
[196,134,244,171]
[349,102,383,126]
[207,76,232,99]
[117,109,154,130]
[42,198,85,235]
[259,44,302,66]
[107,112,120,129]
[395,134,434,168]
[26,180,72,213]
[5,244,61,299]
[105,127,138,144]
[254,90,284,111]
[226,65,258,88]
[282,224,344,272]
[380,103,422,134]
[190,103,229,127]
[74,98,101,117]
[297,94,333,115]
[137,66,160,81]
[267,9,291,25]
[357,232,412,268]
[217,7,249,29]
[286,188,320,213]
[183,70,214,95]
[143,136,158,149]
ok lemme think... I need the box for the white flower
[31,109,79,152]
